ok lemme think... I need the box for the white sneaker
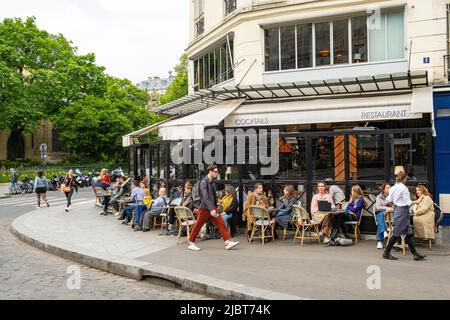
[69,205,72,211]
[377,241,384,249]
[114,212,120,216]
[98,211,104,215]
[36,206,41,209]
[225,241,239,250]
[383,231,389,239]
[323,237,331,244]
[188,243,201,251]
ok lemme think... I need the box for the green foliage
[159,53,188,105]
[0,17,155,162]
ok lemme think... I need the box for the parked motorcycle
[21,177,34,193]
[110,167,124,182]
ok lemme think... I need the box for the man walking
[383,171,426,261]
[188,164,239,251]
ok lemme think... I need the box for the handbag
[61,183,71,193]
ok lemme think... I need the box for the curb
[10,214,307,300]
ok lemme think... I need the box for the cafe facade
[123,0,450,232]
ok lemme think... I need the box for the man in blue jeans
[127,180,147,231]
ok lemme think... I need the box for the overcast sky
[0,0,189,84]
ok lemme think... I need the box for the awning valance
[223,91,429,128]
[158,99,246,140]
[122,116,176,147]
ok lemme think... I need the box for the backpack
[191,180,203,208]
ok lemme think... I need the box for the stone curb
[0,194,11,199]
[10,212,308,300]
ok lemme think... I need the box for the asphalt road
[0,189,210,300]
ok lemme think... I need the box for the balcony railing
[196,17,204,37]
[225,0,237,15]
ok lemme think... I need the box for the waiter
[383,171,426,261]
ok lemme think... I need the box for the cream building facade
[187,0,449,93]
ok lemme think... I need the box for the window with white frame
[193,39,234,91]
[194,0,205,37]
[264,10,405,72]
[225,0,237,15]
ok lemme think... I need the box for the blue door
[434,90,450,226]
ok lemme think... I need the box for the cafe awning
[153,71,429,117]
[223,90,430,128]
[122,116,176,147]
[158,99,246,140]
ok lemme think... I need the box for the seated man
[142,188,169,232]
[121,180,147,230]
[93,178,111,215]
[110,176,127,215]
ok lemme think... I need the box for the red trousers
[189,208,231,243]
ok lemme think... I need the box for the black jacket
[64,175,78,192]
[224,197,239,216]
[199,176,217,212]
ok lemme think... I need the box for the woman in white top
[311,182,335,240]
[383,171,425,261]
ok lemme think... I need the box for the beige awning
[224,90,430,128]
[122,116,176,147]
[158,99,246,140]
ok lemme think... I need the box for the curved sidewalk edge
[11,212,307,301]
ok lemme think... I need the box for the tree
[159,53,188,105]
[52,76,149,161]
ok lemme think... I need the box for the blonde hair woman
[62,169,78,212]
[412,185,435,241]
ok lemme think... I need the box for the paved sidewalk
[0,183,10,198]
[10,198,450,300]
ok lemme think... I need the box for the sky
[0,0,189,84]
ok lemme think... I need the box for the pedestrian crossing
[0,195,92,207]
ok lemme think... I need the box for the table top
[316,209,346,215]
[126,203,146,207]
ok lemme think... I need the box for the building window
[297,24,313,68]
[194,0,205,37]
[225,0,236,15]
[193,38,234,91]
[351,16,368,63]
[264,28,280,71]
[333,19,349,64]
[280,26,296,70]
[263,10,404,72]
[196,17,204,37]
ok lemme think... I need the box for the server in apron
[383,171,426,261]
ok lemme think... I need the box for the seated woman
[374,183,392,249]
[332,185,364,239]
[141,188,169,232]
[219,186,239,232]
[243,183,268,241]
[412,185,435,242]
[272,185,299,235]
[311,182,335,240]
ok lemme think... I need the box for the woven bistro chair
[344,210,364,244]
[174,206,196,245]
[292,205,321,246]
[249,205,275,245]
[93,187,104,208]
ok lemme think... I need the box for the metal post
[305,136,313,213]
[384,133,390,183]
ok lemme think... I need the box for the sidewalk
[0,183,11,198]
[11,199,450,300]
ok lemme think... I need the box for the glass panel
[221,42,227,81]
[209,52,215,87]
[352,16,368,63]
[151,145,158,178]
[193,59,199,91]
[280,26,296,70]
[277,136,306,180]
[389,133,429,181]
[214,47,220,84]
[198,57,204,90]
[333,19,349,64]
[355,135,385,180]
[204,55,209,88]
[159,143,168,179]
[228,40,234,79]
[369,13,386,61]
[387,11,405,60]
[297,24,313,68]
[264,28,280,71]
[315,22,331,66]
[312,136,334,180]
